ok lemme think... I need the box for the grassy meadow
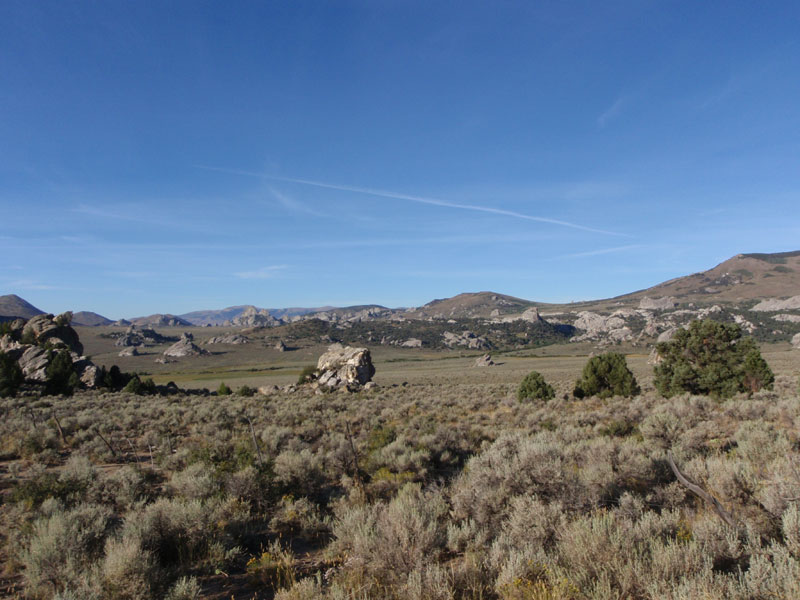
[1,326,800,599]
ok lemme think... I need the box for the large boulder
[316,343,375,389]
[474,354,495,367]
[21,313,83,354]
[164,332,209,358]
[792,333,800,350]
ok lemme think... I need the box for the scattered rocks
[773,314,800,323]
[163,332,209,358]
[474,354,495,367]
[258,384,279,395]
[752,296,800,312]
[639,297,678,310]
[205,334,250,345]
[316,343,375,389]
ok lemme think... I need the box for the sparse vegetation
[654,319,774,398]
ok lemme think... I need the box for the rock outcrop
[232,306,281,327]
[571,311,633,343]
[792,333,800,350]
[773,314,800,323]
[22,313,83,354]
[474,354,495,367]
[442,330,491,349]
[118,347,139,357]
[315,343,375,389]
[205,334,250,345]
[274,340,287,352]
[115,325,171,347]
[401,338,423,348]
[752,296,800,312]
[163,332,209,358]
[639,297,678,310]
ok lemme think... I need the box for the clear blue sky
[2,1,799,319]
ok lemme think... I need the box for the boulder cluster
[0,313,101,389]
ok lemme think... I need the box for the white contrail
[195,165,626,236]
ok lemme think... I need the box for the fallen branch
[667,451,738,529]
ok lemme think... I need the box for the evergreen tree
[44,349,79,396]
[0,351,24,398]
[574,353,639,399]
[517,370,555,402]
[654,319,774,398]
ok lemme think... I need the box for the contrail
[195,165,626,236]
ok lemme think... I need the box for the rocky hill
[129,314,193,327]
[404,292,535,320]
[72,311,113,327]
[0,294,44,320]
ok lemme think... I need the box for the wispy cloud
[269,187,326,218]
[196,166,627,236]
[234,265,289,280]
[559,244,642,259]
[597,95,629,128]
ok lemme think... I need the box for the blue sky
[2,1,799,319]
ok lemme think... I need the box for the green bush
[517,370,554,402]
[237,385,256,397]
[0,351,24,398]
[45,349,79,396]
[217,382,232,396]
[123,375,157,395]
[654,319,774,398]
[573,352,639,399]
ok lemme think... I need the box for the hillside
[0,294,44,320]
[616,251,800,305]
[71,311,113,327]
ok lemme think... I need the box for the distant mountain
[179,305,337,326]
[404,292,535,319]
[129,314,193,327]
[0,294,45,320]
[615,251,800,304]
[72,311,113,327]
